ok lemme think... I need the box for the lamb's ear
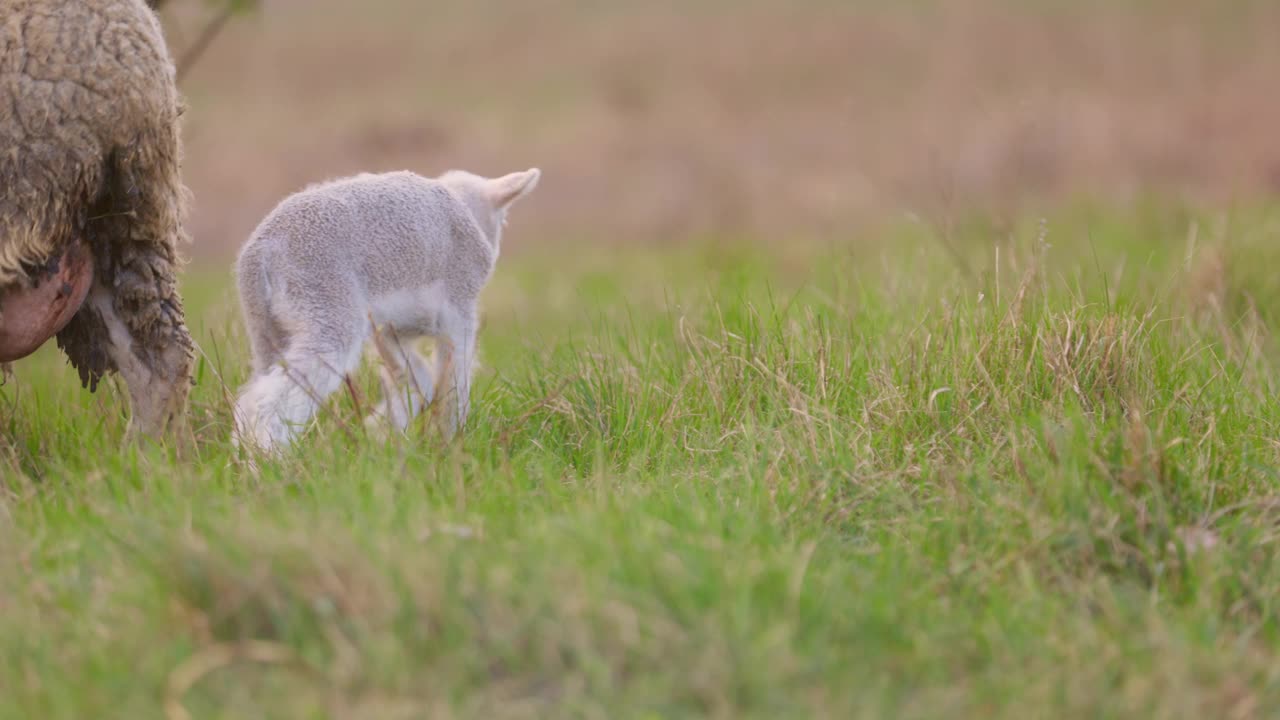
[486,168,541,210]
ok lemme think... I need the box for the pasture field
[4,203,1280,718]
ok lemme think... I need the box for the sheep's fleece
[0,0,195,437]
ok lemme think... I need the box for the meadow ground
[5,0,1280,716]
[4,202,1280,718]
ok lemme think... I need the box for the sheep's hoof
[0,239,94,362]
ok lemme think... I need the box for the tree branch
[174,2,238,84]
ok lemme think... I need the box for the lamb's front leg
[437,310,478,439]
[366,336,435,435]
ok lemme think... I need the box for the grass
[4,202,1280,718]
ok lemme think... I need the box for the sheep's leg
[109,132,197,440]
[55,131,196,440]
[105,241,195,440]
[55,252,192,441]
[78,275,193,440]
[233,335,365,454]
[365,333,435,435]
[55,260,192,438]
[437,310,478,439]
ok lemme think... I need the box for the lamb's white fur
[231,167,541,454]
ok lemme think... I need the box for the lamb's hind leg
[235,245,289,375]
[234,331,366,454]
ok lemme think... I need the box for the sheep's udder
[0,239,94,362]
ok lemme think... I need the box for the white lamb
[231,167,541,454]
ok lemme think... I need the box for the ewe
[0,0,195,438]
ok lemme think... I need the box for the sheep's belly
[0,240,94,362]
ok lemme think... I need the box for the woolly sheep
[231,167,541,454]
[0,0,195,438]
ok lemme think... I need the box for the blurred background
[157,0,1280,265]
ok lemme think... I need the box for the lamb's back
[250,172,474,296]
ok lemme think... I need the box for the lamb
[0,0,195,438]
[231,167,541,454]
